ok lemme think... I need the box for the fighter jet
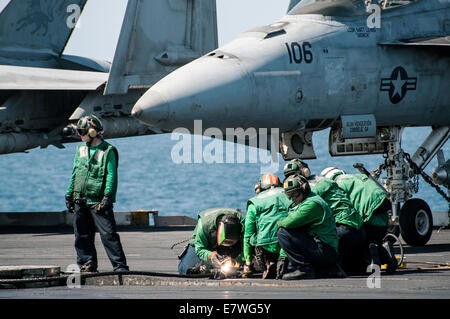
[132,0,450,245]
[0,0,217,154]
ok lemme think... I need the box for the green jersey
[278,192,339,253]
[309,175,363,230]
[335,174,389,227]
[244,187,293,262]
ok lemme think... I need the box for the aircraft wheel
[399,199,433,246]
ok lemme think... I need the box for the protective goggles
[76,128,89,136]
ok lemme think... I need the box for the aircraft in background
[0,0,217,154]
[132,0,450,246]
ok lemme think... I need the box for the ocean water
[0,127,448,218]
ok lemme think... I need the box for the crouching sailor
[178,208,245,275]
[243,173,293,279]
[277,175,346,280]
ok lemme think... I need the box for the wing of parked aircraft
[0,65,107,90]
[0,0,218,154]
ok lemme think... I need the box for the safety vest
[335,174,389,226]
[309,175,363,230]
[72,141,118,204]
[246,187,292,247]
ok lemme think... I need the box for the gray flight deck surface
[0,226,449,299]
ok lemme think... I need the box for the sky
[0,0,291,62]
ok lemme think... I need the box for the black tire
[399,199,433,246]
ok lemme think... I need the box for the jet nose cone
[131,106,142,118]
[132,91,169,125]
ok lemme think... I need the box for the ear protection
[87,117,99,138]
[298,162,311,179]
[295,175,311,196]
[88,127,98,138]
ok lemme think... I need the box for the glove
[242,261,254,278]
[65,194,75,213]
[94,194,113,213]
[208,251,224,269]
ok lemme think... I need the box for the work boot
[79,261,97,273]
[262,261,277,279]
[114,265,129,272]
[282,268,315,280]
[381,240,398,274]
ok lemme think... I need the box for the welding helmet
[76,115,103,138]
[321,167,345,180]
[283,159,311,179]
[217,214,241,247]
[258,173,281,191]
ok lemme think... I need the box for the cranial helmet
[76,115,103,138]
[259,173,281,191]
[321,167,345,180]
[283,175,311,199]
[283,159,311,178]
[217,214,241,247]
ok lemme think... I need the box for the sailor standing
[65,115,128,273]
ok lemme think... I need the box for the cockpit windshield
[288,0,418,17]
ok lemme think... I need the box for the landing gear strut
[354,126,449,246]
[379,126,449,246]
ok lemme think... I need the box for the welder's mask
[217,214,241,247]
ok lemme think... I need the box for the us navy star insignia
[380,66,417,104]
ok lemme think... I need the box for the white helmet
[321,167,345,180]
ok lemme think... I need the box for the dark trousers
[336,224,366,274]
[73,203,128,271]
[366,198,390,245]
[178,244,203,275]
[365,223,388,245]
[277,227,338,274]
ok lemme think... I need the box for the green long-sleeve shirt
[277,193,339,253]
[277,200,323,229]
[335,174,388,227]
[243,203,282,262]
[194,218,215,262]
[243,187,292,262]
